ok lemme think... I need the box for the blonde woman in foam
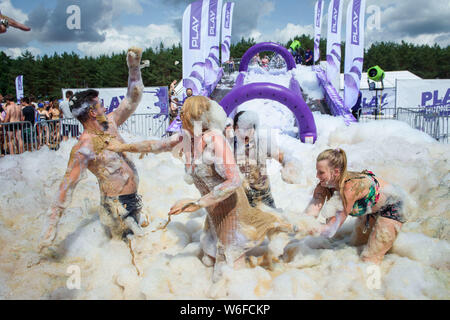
[106,96,293,281]
[305,148,406,264]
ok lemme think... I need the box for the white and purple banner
[15,75,24,103]
[62,87,169,115]
[221,2,235,64]
[182,1,206,96]
[340,88,396,111]
[326,0,343,91]
[396,79,450,108]
[204,0,224,96]
[313,0,324,63]
[344,0,366,110]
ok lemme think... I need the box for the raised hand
[0,13,31,34]
[127,47,143,69]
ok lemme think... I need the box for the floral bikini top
[345,170,381,217]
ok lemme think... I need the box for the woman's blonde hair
[181,96,211,133]
[317,148,349,203]
[181,96,227,133]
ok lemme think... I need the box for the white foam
[0,68,449,300]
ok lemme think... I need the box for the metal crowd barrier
[61,118,83,139]
[221,58,241,74]
[356,105,449,143]
[33,119,64,151]
[358,107,397,122]
[0,121,34,155]
[118,113,168,138]
[397,106,449,143]
[1,114,168,156]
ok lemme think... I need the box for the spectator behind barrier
[304,49,313,66]
[182,88,194,105]
[0,92,5,122]
[169,80,177,97]
[0,93,5,156]
[351,91,362,121]
[21,97,36,151]
[48,100,62,149]
[3,94,24,155]
[60,90,79,140]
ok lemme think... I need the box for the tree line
[0,35,448,100]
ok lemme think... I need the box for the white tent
[339,70,422,89]
[336,70,423,110]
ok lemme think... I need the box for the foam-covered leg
[361,216,402,264]
[350,216,374,246]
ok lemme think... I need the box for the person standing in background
[352,91,363,121]
[304,49,313,66]
[21,97,37,151]
[60,90,79,140]
[3,95,24,155]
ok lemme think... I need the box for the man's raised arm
[112,47,145,127]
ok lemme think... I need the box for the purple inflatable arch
[220,82,317,143]
[239,42,297,72]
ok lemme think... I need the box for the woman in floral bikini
[305,148,406,264]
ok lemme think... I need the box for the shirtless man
[0,10,31,34]
[3,95,24,154]
[39,47,149,251]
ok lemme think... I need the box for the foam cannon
[367,65,385,119]
[368,65,385,82]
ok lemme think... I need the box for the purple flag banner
[221,2,235,64]
[344,0,365,110]
[189,2,202,50]
[183,1,207,96]
[314,0,324,63]
[15,75,24,103]
[326,0,343,91]
[208,0,218,37]
[204,0,224,96]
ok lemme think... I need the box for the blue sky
[1,0,449,58]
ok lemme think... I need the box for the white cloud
[102,0,144,25]
[0,0,28,22]
[3,47,41,58]
[268,23,314,44]
[232,0,275,39]
[77,23,181,56]
[353,0,449,47]
[111,0,143,15]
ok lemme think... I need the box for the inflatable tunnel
[235,42,302,97]
[220,82,317,143]
[239,42,297,72]
[221,41,317,143]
